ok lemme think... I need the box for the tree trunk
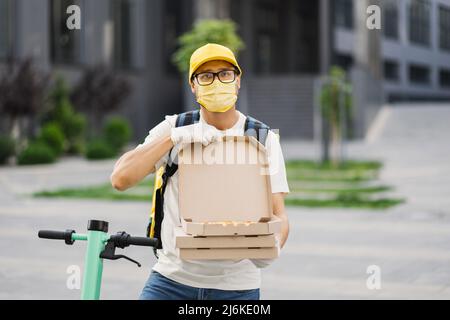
[330,121,341,168]
[10,116,20,141]
[321,115,330,164]
[9,116,30,151]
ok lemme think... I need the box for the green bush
[103,116,132,152]
[45,77,87,155]
[38,123,65,156]
[67,140,85,155]
[85,139,116,160]
[0,135,15,165]
[17,142,56,165]
[62,113,87,154]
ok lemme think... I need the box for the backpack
[147,109,270,257]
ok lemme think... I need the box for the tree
[70,65,132,135]
[320,66,352,167]
[172,19,245,74]
[0,58,49,146]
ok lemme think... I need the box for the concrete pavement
[0,103,449,299]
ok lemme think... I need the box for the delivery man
[110,43,290,300]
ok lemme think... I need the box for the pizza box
[177,247,279,261]
[178,136,275,235]
[180,215,282,237]
[174,226,277,248]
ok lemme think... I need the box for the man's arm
[272,192,289,248]
[249,193,288,269]
[110,135,173,191]
[111,121,225,191]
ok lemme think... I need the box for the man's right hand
[111,122,223,191]
[170,122,224,146]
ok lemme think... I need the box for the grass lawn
[34,178,154,202]
[34,159,404,209]
[285,196,404,209]
[286,160,381,182]
[284,160,404,208]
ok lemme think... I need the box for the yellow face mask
[196,80,238,113]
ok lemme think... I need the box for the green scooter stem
[81,231,109,300]
[70,231,109,300]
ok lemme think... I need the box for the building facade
[334,0,450,102]
[0,0,448,142]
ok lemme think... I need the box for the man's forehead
[196,60,234,73]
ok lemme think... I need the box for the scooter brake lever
[100,241,142,267]
[114,254,141,267]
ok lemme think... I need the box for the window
[50,0,83,64]
[409,0,431,46]
[110,0,144,69]
[163,0,184,74]
[254,1,280,74]
[334,0,353,29]
[409,64,430,85]
[111,0,131,68]
[439,5,450,51]
[439,69,450,88]
[0,0,13,60]
[383,0,399,39]
[384,60,400,82]
[335,54,353,72]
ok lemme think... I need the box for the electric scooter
[38,219,158,300]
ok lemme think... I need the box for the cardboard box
[180,215,282,237]
[177,247,279,261]
[174,226,277,248]
[178,136,276,236]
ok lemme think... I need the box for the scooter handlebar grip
[38,229,75,245]
[38,230,66,240]
[127,236,159,247]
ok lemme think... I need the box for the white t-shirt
[136,110,289,290]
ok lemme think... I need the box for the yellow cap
[189,43,242,83]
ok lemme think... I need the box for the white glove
[170,122,224,146]
[250,234,281,269]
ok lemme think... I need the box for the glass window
[334,0,353,30]
[439,69,450,88]
[254,1,279,74]
[409,0,431,46]
[439,5,450,51]
[293,1,320,73]
[50,0,83,64]
[163,0,184,74]
[250,0,319,74]
[112,0,131,69]
[111,0,145,70]
[409,64,430,85]
[0,0,13,60]
[335,54,353,72]
[383,0,399,39]
[384,60,399,82]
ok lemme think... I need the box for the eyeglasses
[193,69,238,86]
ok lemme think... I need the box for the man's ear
[236,76,241,90]
[190,81,196,94]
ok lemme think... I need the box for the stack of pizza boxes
[175,136,281,260]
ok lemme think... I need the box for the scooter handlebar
[38,229,158,248]
[127,236,159,247]
[38,230,66,240]
[109,232,159,248]
[38,229,75,245]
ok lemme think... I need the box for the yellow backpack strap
[148,166,165,238]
